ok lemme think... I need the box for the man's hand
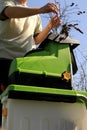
[40,3,58,15]
[34,15,61,45]
[48,15,61,30]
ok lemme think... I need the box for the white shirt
[0,0,42,59]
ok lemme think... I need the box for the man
[0,0,61,126]
[0,0,61,90]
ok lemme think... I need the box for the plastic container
[1,85,87,130]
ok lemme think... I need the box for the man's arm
[34,15,61,45]
[4,3,58,18]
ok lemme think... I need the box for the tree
[73,49,87,91]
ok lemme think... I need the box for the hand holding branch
[40,3,58,15]
[48,15,61,30]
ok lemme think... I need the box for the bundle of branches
[49,0,86,36]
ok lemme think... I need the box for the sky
[28,0,87,54]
